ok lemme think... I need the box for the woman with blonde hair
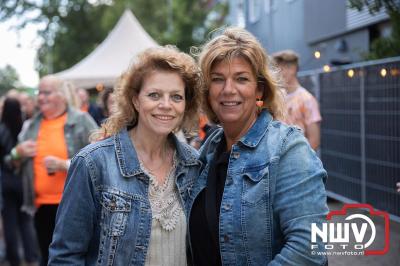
[188,27,328,265]
[49,46,201,265]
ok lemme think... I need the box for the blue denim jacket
[49,129,200,265]
[188,110,328,265]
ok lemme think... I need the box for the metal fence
[298,56,400,221]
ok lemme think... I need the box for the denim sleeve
[269,129,328,266]
[48,155,97,265]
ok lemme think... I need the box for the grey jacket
[18,107,98,215]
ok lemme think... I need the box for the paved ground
[327,198,400,266]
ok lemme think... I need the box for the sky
[0,19,42,88]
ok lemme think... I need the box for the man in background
[10,75,97,265]
[272,50,322,150]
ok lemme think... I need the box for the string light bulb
[380,68,387,77]
[347,69,355,78]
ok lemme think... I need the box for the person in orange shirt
[10,76,97,266]
[272,50,322,150]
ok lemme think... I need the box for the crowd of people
[0,78,113,266]
[0,27,332,266]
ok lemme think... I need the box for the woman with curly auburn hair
[187,27,328,265]
[92,45,201,140]
[49,46,202,266]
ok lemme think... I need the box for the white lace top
[142,153,187,266]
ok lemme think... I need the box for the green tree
[36,2,115,75]
[0,65,20,95]
[348,0,400,59]
[0,0,227,76]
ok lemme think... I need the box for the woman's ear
[257,78,265,99]
[132,94,139,111]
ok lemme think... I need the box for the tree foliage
[348,0,400,59]
[348,0,400,14]
[0,0,227,76]
[0,65,20,95]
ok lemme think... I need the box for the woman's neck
[130,126,170,159]
[130,125,173,184]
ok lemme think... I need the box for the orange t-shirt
[33,113,68,206]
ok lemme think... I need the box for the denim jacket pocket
[100,191,131,237]
[242,164,269,205]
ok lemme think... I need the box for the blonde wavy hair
[196,27,285,123]
[91,46,202,141]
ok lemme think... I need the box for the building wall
[304,0,347,43]
[230,0,390,71]
[308,29,370,69]
[245,0,310,60]
[226,0,245,27]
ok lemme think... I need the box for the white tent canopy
[55,9,158,89]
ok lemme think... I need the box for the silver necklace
[137,148,172,173]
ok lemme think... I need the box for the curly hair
[92,45,202,140]
[195,27,285,123]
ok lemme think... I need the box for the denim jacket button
[232,152,240,159]
[223,204,231,210]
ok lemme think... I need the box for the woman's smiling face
[208,56,262,127]
[133,71,186,137]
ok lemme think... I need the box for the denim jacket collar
[238,110,273,148]
[199,111,273,165]
[114,129,198,178]
[207,110,273,149]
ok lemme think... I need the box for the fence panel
[364,61,400,218]
[319,69,363,203]
[299,57,400,220]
